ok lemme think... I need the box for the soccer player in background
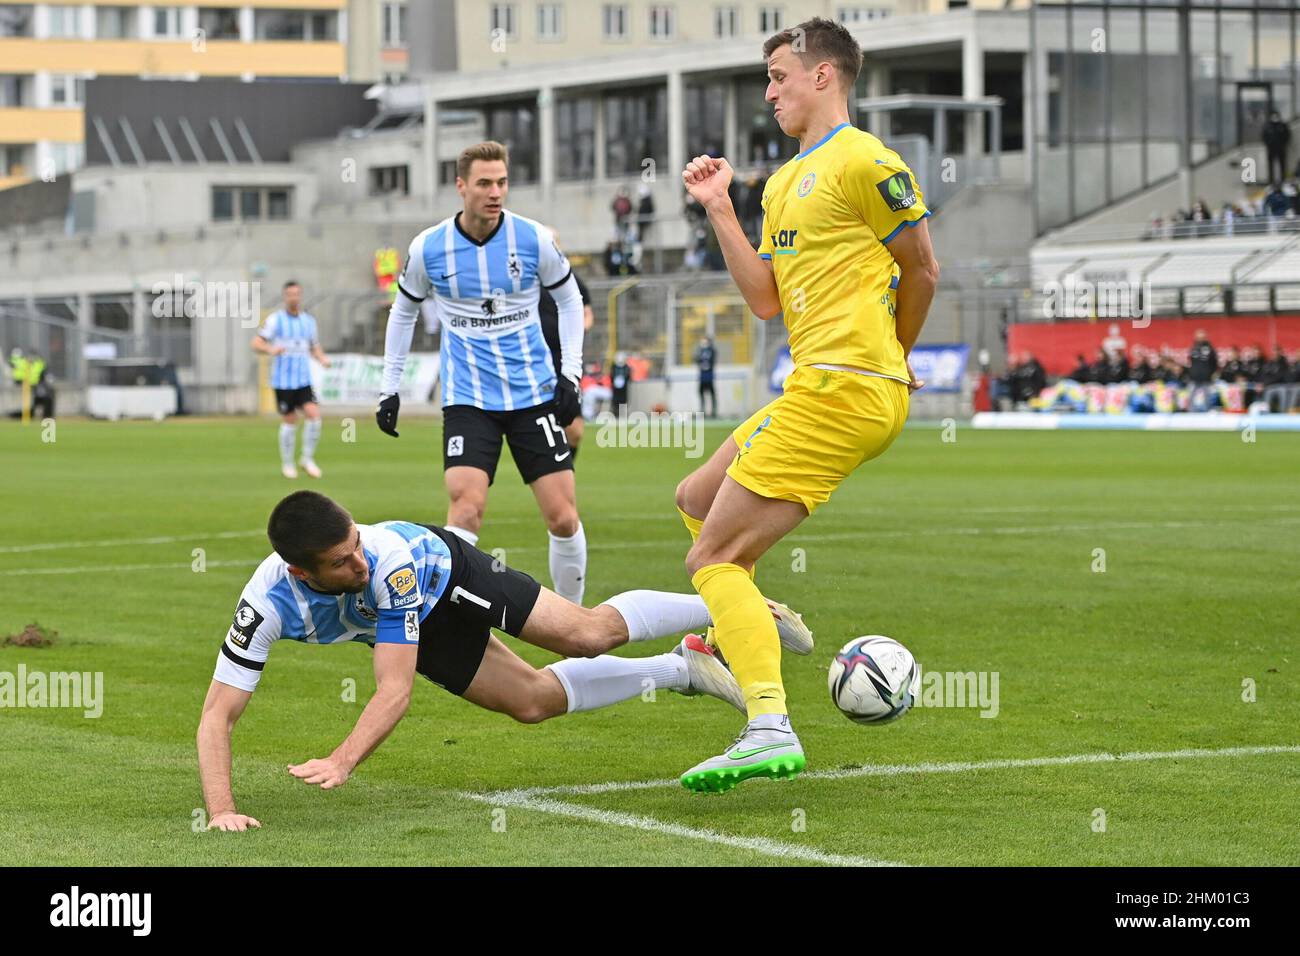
[537,229,595,455]
[196,491,812,831]
[377,142,590,605]
[675,17,940,792]
[252,281,331,479]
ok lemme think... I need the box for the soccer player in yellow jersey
[676,17,940,792]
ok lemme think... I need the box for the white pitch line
[486,744,1300,801]
[6,515,1299,576]
[458,791,900,867]
[0,559,260,577]
[0,529,265,555]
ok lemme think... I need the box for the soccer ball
[828,636,920,724]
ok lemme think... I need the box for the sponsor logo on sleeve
[387,566,419,609]
[227,599,264,650]
[448,435,464,457]
[877,171,918,212]
[404,609,420,642]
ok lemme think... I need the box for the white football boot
[680,715,806,793]
[281,463,298,479]
[672,634,745,713]
[300,458,323,479]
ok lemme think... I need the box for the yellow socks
[692,562,786,719]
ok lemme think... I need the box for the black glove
[553,374,581,426]
[376,393,401,437]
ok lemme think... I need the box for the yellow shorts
[727,366,909,514]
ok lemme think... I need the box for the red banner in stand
[1008,315,1300,376]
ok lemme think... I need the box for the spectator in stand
[1161,354,1186,385]
[635,183,655,242]
[1104,348,1130,384]
[1187,330,1217,384]
[1014,352,1046,403]
[611,185,633,235]
[1263,111,1291,186]
[1263,183,1291,217]
[1130,347,1151,383]
[1144,351,1167,383]
[1087,347,1111,383]
[1068,353,1091,382]
[1218,346,1245,383]
[1261,346,1290,386]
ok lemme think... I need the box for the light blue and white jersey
[213,521,453,693]
[397,210,572,411]
[257,309,319,390]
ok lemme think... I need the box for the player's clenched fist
[682,155,734,208]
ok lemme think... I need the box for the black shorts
[275,385,317,415]
[414,525,542,696]
[442,402,573,485]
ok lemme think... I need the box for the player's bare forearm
[895,271,938,357]
[331,685,411,773]
[885,220,941,356]
[196,715,238,818]
[705,198,782,320]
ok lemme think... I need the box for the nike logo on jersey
[440,272,458,280]
[554,451,571,462]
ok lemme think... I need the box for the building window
[602,4,628,41]
[556,96,595,180]
[490,3,516,40]
[0,74,29,108]
[92,294,133,333]
[648,5,674,41]
[369,164,410,197]
[95,6,135,39]
[713,6,738,39]
[153,6,182,38]
[212,186,294,222]
[49,75,86,107]
[537,2,563,41]
[197,8,240,40]
[758,6,783,34]
[50,142,83,175]
[382,1,406,47]
[255,10,338,41]
[484,101,537,183]
[0,6,33,38]
[605,85,667,177]
[47,5,80,38]
[836,7,887,23]
[3,144,28,177]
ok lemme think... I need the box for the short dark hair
[762,16,862,92]
[283,280,300,291]
[458,141,509,182]
[267,491,353,570]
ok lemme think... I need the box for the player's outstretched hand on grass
[376,392,401,437]
[288,757,351,790]
[683,154,734,209]
[207,812,262,832]
[906,359,925,393]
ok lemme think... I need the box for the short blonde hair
[457,141,510,182]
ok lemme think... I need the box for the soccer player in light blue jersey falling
[376,141,589,605]
[195,491,810,831]
[252,280,332,479]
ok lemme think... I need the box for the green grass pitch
[1,415,1297,866]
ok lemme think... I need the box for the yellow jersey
[757,122,930,381]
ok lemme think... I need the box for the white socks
[547,653,687,713]
[549,522,587,605]
[278,423,297,466]
[302,418,322,461]
[445,526,479,546]
[601,590,711,643]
